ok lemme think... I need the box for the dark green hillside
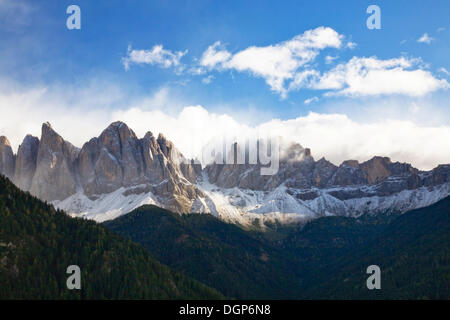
[105,197,450,300]
[292,197,450,299]
[104,205,302,299]
[0,175,223,299]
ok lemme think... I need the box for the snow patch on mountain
[341,183,450,216]
[53,186,160,222]
[52,178,450,226]
[194,174,450,225]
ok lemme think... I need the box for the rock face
[78,122,140,195]
[312,158,337,188]
[14,135,39,191]
[204,142,316,191]
[204,147,432,196]
[77,122,203,213]
[0,122,204,214]
[0,121,449,224]
[30,123,79,201]
[0,136,15,180]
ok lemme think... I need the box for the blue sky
[0,0,449,169]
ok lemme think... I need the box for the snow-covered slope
[193,176,450,226]
[53,185,160,222]
[54,173,450,226]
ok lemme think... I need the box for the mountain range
[2,170,448,299]
[1,121,449,225]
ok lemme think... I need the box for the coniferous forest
[0,175,222,299]
[105,200,450,299]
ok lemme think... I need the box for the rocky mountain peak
[281,142,311,162]
[143,131,155,140]
[14,135,39,191]
[0,136,11,147]
[40,122,78,153]
[304,148,311,157]
[341,160,360,168]
[0,135,15,180]
[157,132,169,146]
[157,133,178,159]
[317,157,331,164]
[157,132,167,140]
[360,156,393,184]
[43,121,52,129]
[104,121,132,132]
[100,121,137,145]
[23,134,39,144]
[29,123,79,201]
[74,121,203,213]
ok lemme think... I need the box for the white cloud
[325,55,338,64]
[0,87,113,151]
[196,28,448,99]
[119,27,448,100]
[199,27,344,97]
[346,41,357,49]
[122,45,187,71]
[199,41,232,69]
[257,112,450,170]
[437,27,446,32]
[304,97,319,104]
[438,67,449,75]
[0,80,186,151]
[417,33,434,44]
[1,82,449,171]
[293,56,449,97]
[202,75,214,84]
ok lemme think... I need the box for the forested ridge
[0,175,223,299]
[106,198,450,299]
[105,205,302,299]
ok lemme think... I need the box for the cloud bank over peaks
[1,80,449,171]
[109,106,450,171]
